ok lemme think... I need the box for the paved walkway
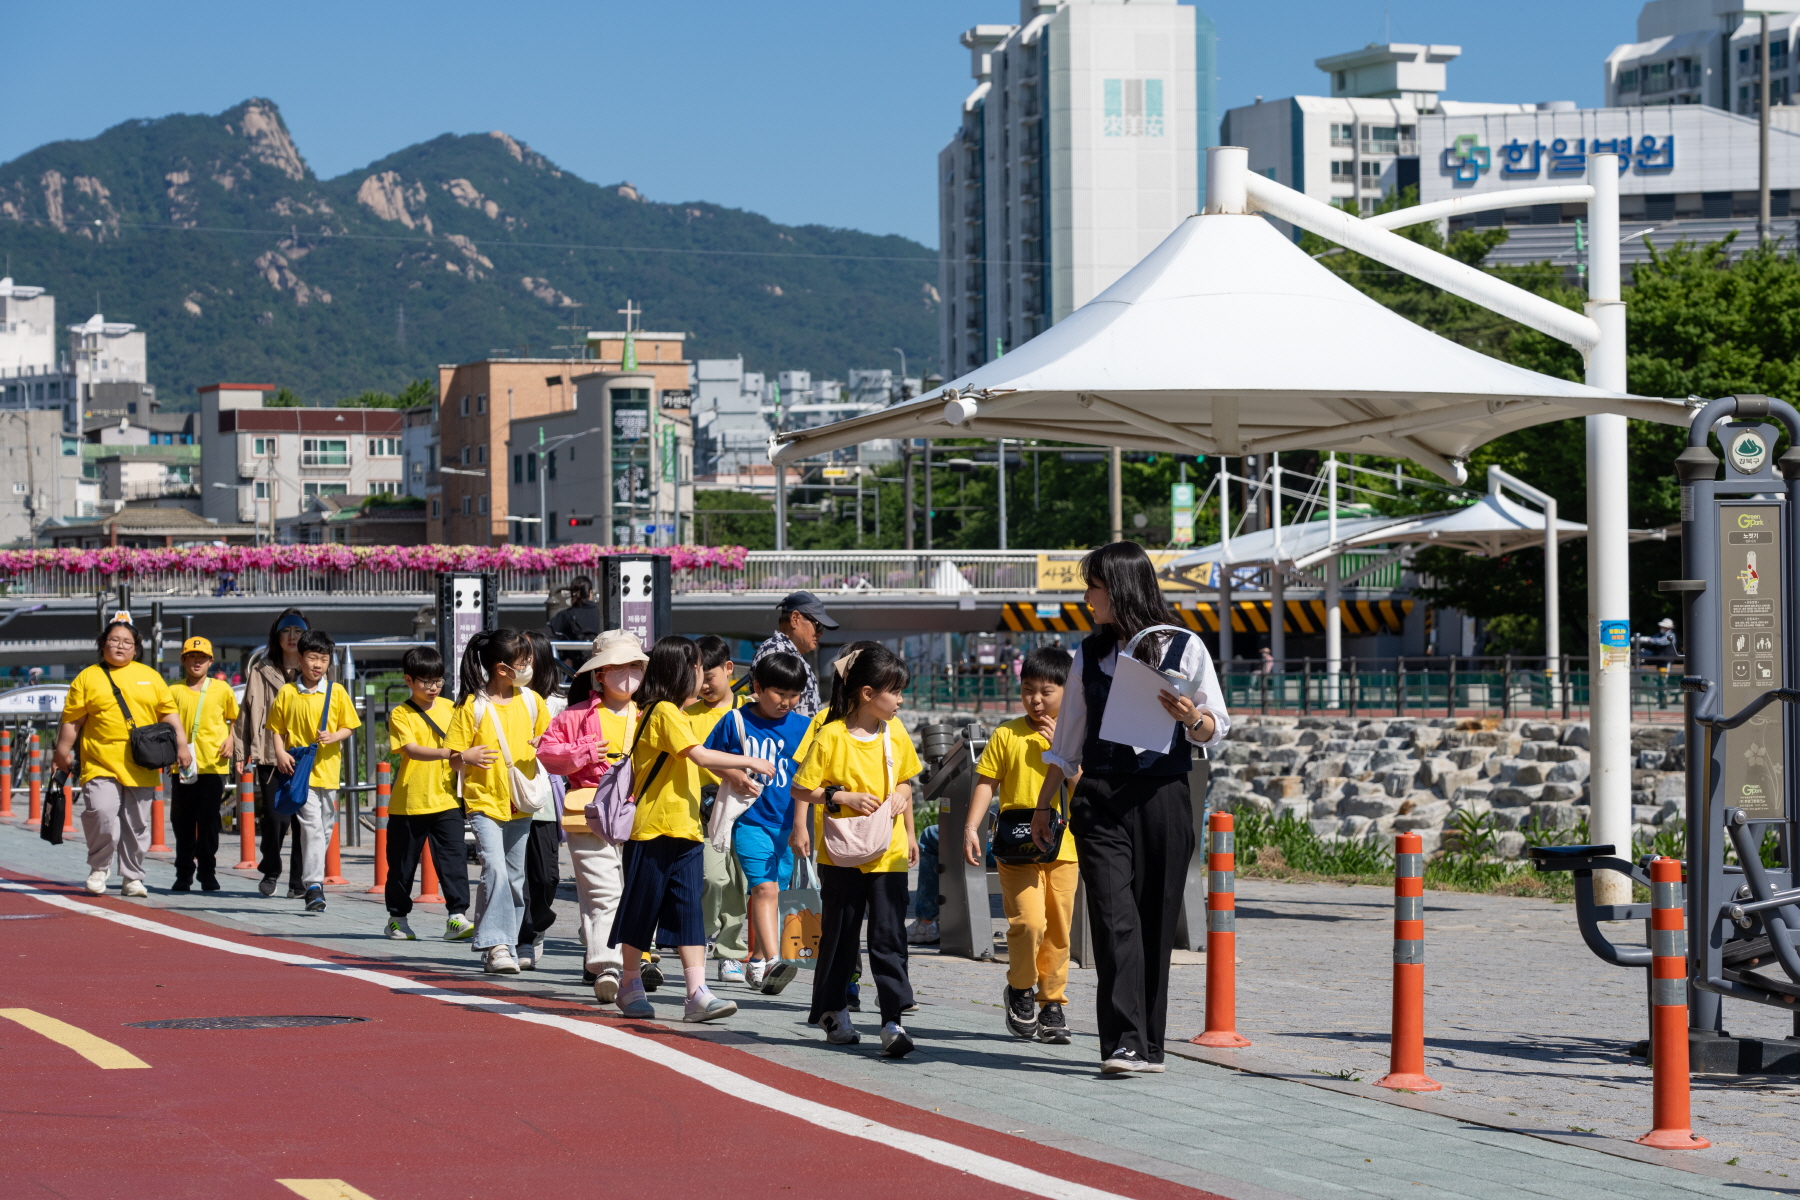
[2,817,1791,1198]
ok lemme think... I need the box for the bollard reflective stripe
[234,771,257,870]
[1377,831,1441,1092]
[367,761,391,895]
[1638,857,1708,1149]
[1395,895,1422,922]
[1192,810,1251,1048]
[1394,939,1424,965]
[1206,907,1236,933]
[1208,871,1234,893]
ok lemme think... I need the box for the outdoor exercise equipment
[1192,811,1249,1048]
[1537,395,1800,1075]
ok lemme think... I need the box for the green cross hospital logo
[1730,430,1768,474]
[1444,134,1491,183]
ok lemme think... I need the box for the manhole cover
[125,1016,368,1030]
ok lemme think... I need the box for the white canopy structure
[771,193,1689,485]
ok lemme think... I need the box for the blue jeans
[914,823,940,919]
[471,813,532,951]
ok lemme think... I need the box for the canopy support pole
[1325,553,1342,708]
[774,462,788,552]
[1489,466,1560,703]
[1585,152,1633,907]
[1110,447,1123,544]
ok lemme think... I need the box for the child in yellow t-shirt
[169,636,240,892]
[963,646,1078,1045]
[686,635,750,983]
[383,645,473,944]
[793,644,922,1058]
[267,629,361,914]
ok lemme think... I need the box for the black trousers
[1071,771,1194,1063]
[171,773,226,884]
[385,810,470,917]
[254,764,304,886]
[517,820,561,943]
[810,866,913,1025]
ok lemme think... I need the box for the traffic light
[567,514,595,527]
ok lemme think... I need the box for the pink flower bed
[0,544,748,577]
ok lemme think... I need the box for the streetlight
[517,425,602,548]
[892,348,907,400]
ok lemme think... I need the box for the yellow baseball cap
[181,636,214,657]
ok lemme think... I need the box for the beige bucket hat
[576,628,649,676]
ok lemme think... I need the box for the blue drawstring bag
[273,681,333,817]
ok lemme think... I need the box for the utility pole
[996,437,1008,551]
[1761,12,1773,245]
[923,439,934,551]
[1109,447,1123,543]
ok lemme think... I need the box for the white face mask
[509,662,534,688]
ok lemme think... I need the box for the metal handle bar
[1527,844,1654,968]
[1688,681,1800,730]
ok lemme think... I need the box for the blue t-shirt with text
[703,704,812,835]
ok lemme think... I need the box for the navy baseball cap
[777,590,838,629]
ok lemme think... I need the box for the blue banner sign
[1444,134,1674,185]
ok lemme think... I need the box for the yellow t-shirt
[171,678,241,777]
[975,716,1076,864]
[445,690,550,822]
[631,701,703,841]
[794,708,830,764]
[266,680,363,790]
[794,716,923,874]
[388,696,457,816]
[597,704,635,764]
[61,661,177,789]
[683,697,739,785]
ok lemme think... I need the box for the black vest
[1080,629,1193,778]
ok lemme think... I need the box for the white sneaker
[385,916,417,941]
[821,1009,860,1045]
[516,942,537,970]
[744,959,768,990]
[907,919,939,945]
[84,870,107,895]
[120,879,148,899]
[484,945,520,975]
[880,1021,916,1059]
[715,958,745,984]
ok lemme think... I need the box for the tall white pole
[1109,446,1123,543]
[1218,461,1232,667]
[1326,453,1341,705]
[1270,454,1285,673]
[1585,152,1632,906]
[997,437,1008,551]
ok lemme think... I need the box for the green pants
[704,837,749,960]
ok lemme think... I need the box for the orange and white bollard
[0,727,13,819]
[1377,831,1441,1091]
[417,840,445,905]
[1193,811,1252,1048]
[323,815,349,886]
[235,771,257,870]
[148,773,171,853]
[25,732,42,828]
[366,762,391,894]
[62,778,74,833]
[1638,857,1710,1149]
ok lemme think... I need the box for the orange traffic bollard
[1193,811,1252,1048]
[235,771,257,870]
[0,727,13,819]
[323,816,349,885]
[148,774,171,853]
[1377,831,1441,1091]
[366,762,391,894]
[1638,857,1710,1149]
[417,840,445,905]
[25,732,42,828]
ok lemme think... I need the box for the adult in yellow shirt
[792,645,922,1058]
[267,630,362,914]
[383,645,473,944]
[609,636,771,1024]
[169,637,241,893]
[687,635,750,982]
[54,619,192,898]
[443,630,551,975]
[963,647,1078,1046]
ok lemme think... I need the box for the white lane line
[1,881,1135,1200]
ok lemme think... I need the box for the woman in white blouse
[1032,541,1230,1075]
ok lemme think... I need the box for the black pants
[385,810,470,917]
[810,866,913,1025]
[254,764,304,886]
[171,773,226,885]
[1071,771,1194,1063]
[517,820,561,944]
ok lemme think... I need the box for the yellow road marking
[277,1183,378,1200]
[0,1007,150,1069]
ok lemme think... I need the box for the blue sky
[3,1,1643,247]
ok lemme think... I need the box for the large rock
[1218,742,1258,767]
[1530,801,1581,829]
[1562,723,1591,749]
[1518,739,1561,761]
[1433,767,1483,798]
[1451,783,1494,807]
[1447,792,1491,816]
[1540,782,1585,803]
[1654,774,1685,804]
[1447,745,1494,770]
[1495,831,1529,859]
[1382,769,1418,798]
[1260,776,1305,800]
[1490,784,1546,808]
[1371,747,1415,771]
[1520,721,1561,741]
[1309,776,1353,802]
[1274,800,1309,822]
[1394,800,1451,830]
[1411,727,1446,753]
[1631,804,1665,825]
[1513,761,1553,786]
[1207,776,1250,801]
[1302,758,1347,784]
[1415,756,1458,787]
[1309,818,1341,838]
[1221,792,1274,815]
[1324,737,1355,753]
[1343,751,1375,776]
[1632,726,1684,751]
[1338,815,1375,838]
[1265,746,1308,771]
[1485,757,1523,783]
[1537,743,1585,763]
[1310,797,1342,819]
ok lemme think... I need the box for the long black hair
[825,639,882,716]
[263,607,307,666]
[1081,541,1179,665]
[568,575,594,606]
[96,619,141,661]
[521,629,561,699]
[458,628,530,705]
[632,635,699,713]
[825,644,909,725]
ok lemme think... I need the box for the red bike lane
[0,875,1225,1200]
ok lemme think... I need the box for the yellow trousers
[998,858,1080,1003]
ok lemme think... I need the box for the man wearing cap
[1636,616,1681,668]
[753,591,838,716]
[170,637,241,891]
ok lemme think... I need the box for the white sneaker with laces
[744,959,768,990]
[906,919,939,945]
[821,1008,860,1045]
[120,879,148,899]
[84,870,107,896]
[715,958,745,984]
[484,945,520,975]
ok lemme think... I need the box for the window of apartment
[476,394,487,414]
[369,480,400,496]
[254,481,270,500]
[546,450,556,481]
[460,395,471,417]
[513,454,524,484]
[1330,122,1355,145]
[412,461,424,479]
[460,446,471,466]
[526,453,537,483]
[368,437,402,457]
[462,496,472,515]
[1361,160,1382,177]
[476,444,486,465]
[252,437,275,456]
[1618,67,1639,92]
[303,480,349,498]
[301,438,349,467]
[478,496,489,514]
[431,498,441,518]
[11,482,24,494]
[1331,160,1354,180]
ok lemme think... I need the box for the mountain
[0,99,939,407]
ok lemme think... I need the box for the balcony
[1361,138,1418,155]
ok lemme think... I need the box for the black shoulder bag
[991,782,1070,865]
[406,697,447,741]
[102,665,179,770]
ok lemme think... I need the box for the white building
[0,410,81,544]
[198,384,407,535]
[400,401,439,507]
[0,279,79,432]
[1604,1,1800,114]
[938,0,1201,375]
[69,312,152,419]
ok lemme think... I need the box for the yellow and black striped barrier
[1001,599,1412,636]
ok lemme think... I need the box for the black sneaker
[1037,1002,1071,1045]
[582,970,598,985]
[199,877,221,892]
[1100,1048,1163,1075]
[641,960,664,992]
[257,875,278,897]
[170,879,192,893]
[287,884,307,899]
[846,971,862,1012]
[304,885,327,913]
[1005,985,1039,1039]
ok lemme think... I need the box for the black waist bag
[991,784,1069,866]
[103,665,179,770]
